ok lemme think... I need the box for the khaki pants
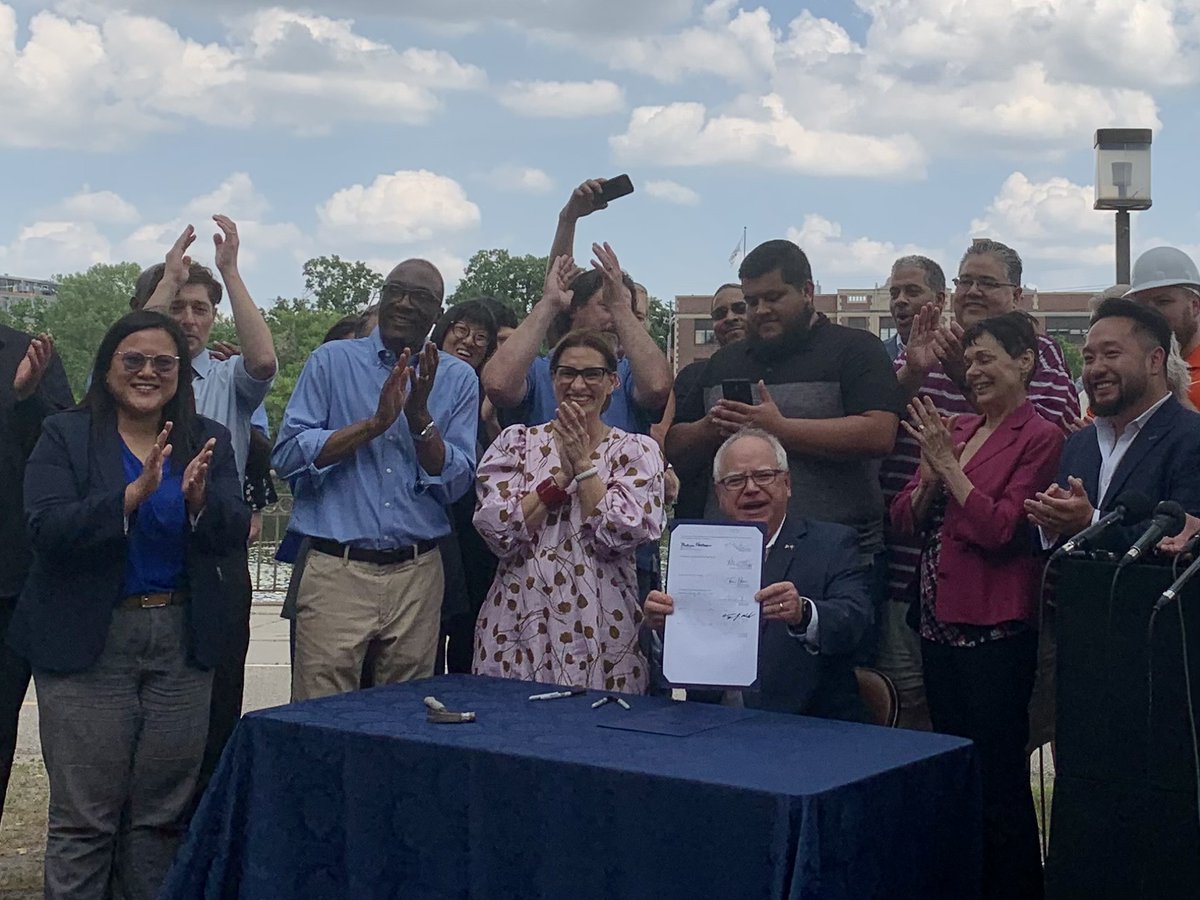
[292,547,444,701]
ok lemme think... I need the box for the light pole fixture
[1093,128,1153,284]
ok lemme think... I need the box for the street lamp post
[1093,128,1153,284]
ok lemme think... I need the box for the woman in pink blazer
[891,311,1063,900]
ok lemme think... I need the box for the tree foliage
[0,262,141,398]
[303,255,383,314]
[645,293,672,354]
[449,249,548,318]
[1054,337,1084,380]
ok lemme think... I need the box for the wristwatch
[796,597,814,632]
[413,421,437,442]
[536,477,570,510]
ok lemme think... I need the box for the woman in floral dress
[473,326,665,693]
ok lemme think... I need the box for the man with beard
[666,239,903,575]
[273,259,480,700]
[884,255,945,361]
[1125,246,1200,410]
[1026,297,1200,550]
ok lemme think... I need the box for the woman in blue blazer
[12,310,248,900]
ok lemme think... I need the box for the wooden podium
[1045,558,1200,899]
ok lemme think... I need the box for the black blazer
[0,325,73,599]
[1054,396,1200,551]
[748,516,873,721]
[11,409,250,673]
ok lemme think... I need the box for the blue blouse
[121,440,187,597]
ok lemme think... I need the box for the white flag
[728,238,744,266]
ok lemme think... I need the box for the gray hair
[1088,284,1130,313]
[891,255,946,294]
[961,239,1022,286]
[713,427,788,482]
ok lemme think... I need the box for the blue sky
[2,0,1198,304]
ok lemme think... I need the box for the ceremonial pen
[528,687,586,701]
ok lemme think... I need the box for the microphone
[1053,490,1153,559]
[1119,500,1187,568]
[1155,552,1200,611]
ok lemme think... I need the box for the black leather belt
[310,537,438,566]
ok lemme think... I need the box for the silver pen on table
[528,687,585,701]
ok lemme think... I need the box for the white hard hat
[1125,246,1200,296]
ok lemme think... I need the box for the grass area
[0,758,47,899]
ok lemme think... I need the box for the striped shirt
[879,334,1079,598]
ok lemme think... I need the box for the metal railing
[249,495,295,602]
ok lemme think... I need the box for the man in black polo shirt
[666,240,902,646]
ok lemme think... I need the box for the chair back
[854,666,900,728]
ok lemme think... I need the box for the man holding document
[644,428,872,720]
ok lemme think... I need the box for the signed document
[662,522,764,687]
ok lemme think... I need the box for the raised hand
[939,320,968,388]
[540,254,576,312]
[12,333,54,401]
[125,422,174,513]
[901,397,959,477]
[591,242,630,310]
[562,178,607,221]
[405,341,439,432]
[370,353,411,436]
[164,225,197,288]
[212,214,240,274]
[904,305,942,376]
[208,340,240,362]
[183,437,217,515]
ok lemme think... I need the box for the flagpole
[742,225,747,258]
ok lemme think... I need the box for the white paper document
[662,522,764,687]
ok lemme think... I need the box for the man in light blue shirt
[274,258,479,700]
[134,215,277,795]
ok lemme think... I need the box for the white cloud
[497,80,624,118]
[488,166,555,193]
[0,220,112,279]
[0,5,487,149]
[786,214,937,281]
[52,188,140,225]
[644,180,700,205]
[611,95,926,178]
[317,170,481,245]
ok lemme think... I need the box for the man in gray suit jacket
[645,427,873,720]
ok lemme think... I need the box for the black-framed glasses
[114,351,180,375]
[716,468,786,492]
[450,321,492,349]
[711,300,748,321]
[953,277,1016,293]
[552,366,612,385]
[381,282,440,308]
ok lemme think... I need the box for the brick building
[0,274,58,310]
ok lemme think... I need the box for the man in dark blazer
[0,325,72,819]
[645,427,873,721]
[1026,298,1200,549]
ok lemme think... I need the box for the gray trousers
[34,605,212,900]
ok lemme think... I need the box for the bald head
[386,258,444,302]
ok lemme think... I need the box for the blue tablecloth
[164,675,980,900]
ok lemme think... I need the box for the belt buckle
[140,593,168,609]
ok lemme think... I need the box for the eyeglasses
[114,351,180,375]
[953,277,1016,293]
[381,282,440,308]
[449,321,492,349]
[552,366,612,385]
[711,301,748,321]
[716,468,786,492]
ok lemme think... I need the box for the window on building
[694,328,716,345]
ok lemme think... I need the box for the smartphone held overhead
[596,174,634,208]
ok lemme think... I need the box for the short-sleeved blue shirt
[121,440,187,597]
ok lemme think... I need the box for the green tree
[646,294,672,353]
[303,255,383,314]
[260,297,344,429]
[0,262,141,397]
[449,249,548,318]
[1054,337,1084,380]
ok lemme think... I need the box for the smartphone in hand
[596,174,634,207]
[721,378,754,406]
